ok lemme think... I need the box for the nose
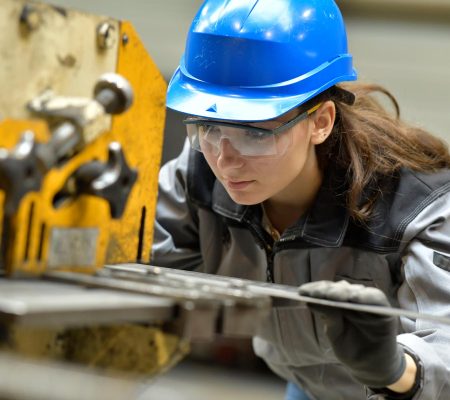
[216,138,245,170]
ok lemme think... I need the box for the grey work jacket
[152,141,450,399]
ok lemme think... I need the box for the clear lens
[186,122,292,158]
[184,104,320,158]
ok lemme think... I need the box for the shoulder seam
[394,182,450,242]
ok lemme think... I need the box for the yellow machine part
[2,325,189,377]
[0,2,189,379]
[0,5,166,275]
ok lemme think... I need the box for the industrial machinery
[0,0,164,274]
[0,0,183,393]
[1,1,450,399]
[0,3,273,398]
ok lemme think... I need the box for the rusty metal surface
[3,324,188,376]
[0,277,189,379]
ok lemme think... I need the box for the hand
[299,280,406,388]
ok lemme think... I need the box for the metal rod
[45,264,450,326]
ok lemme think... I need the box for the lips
[225,179,255,190]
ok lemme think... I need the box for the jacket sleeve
[150,140,203,270]
[395,190,450,399]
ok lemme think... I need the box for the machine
[0,4,273,398]
[1,1,449,399]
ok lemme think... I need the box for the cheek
[250,159,297,194]
[202,151,219,173]
[250,158,284,176]
[237,161,295,204]
[253,141,311,188]
[202,150,214,165]
[252,141,309,179]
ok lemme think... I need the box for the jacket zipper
[266,248,274,282]
[243,218,276,283]
[266,240,294,283]
[266,237,298,283]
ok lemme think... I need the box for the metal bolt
[19,4,41,31]
[121,33,129,46]
[94,73,134,114]
[96,21,116,50]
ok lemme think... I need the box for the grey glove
[299,280,406,389]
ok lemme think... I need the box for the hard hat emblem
[206,104,217,113]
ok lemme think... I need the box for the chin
[227,191,264,206]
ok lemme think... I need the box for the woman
[152,0,450,398]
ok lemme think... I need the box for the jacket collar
[283,170,350,247]
[212,172,349,248]
[189,151,349,247]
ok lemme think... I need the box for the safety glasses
[183,103,322,158]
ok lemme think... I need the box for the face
[201,105,332,206]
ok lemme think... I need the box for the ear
[310,101,336,145]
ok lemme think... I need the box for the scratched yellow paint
[0,21,166,275]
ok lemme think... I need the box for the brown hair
[311,82,450,221]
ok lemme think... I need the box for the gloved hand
[299,280,406,389]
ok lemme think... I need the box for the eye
[244,129,271,141]
[199,124,221,136]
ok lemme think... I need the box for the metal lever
[0,75,135,216]
[29,73,134,169]
[69,142,137,219]
[0,131,44,215]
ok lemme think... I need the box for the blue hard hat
[167,0,357,121]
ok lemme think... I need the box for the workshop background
[42,1,450,399]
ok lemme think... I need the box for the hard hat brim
[167,56,357,122]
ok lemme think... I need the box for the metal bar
[138,265,450,325]
[44,271,232,304]
[0,278,175,326]
[45,264,450,327]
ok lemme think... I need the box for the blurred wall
[45,0,450,164]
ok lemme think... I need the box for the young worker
[152,1,450,398]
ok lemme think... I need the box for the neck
[264,149,323,233]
